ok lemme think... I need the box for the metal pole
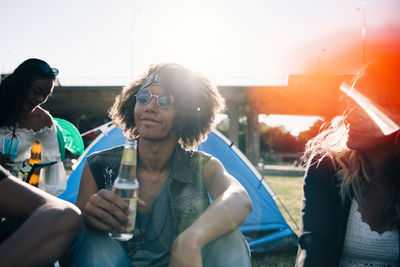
[361,0,366,66]
[318,49,326,72]
[130,0,136,81]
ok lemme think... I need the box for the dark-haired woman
[0,58,67,196]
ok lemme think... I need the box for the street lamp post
[361,0,366,66]
[318,49,326,72]
[130,0,136,81]
[357,1,367,66]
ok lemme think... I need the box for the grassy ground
[251,175,304,267]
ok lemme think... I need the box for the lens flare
[340,83,399,135]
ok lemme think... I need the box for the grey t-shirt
[123,176,178,266]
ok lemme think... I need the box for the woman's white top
[0,124,67,196]
[339,199,399,267]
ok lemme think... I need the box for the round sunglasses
[136,88,174,108]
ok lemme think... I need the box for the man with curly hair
[69,63,253,266]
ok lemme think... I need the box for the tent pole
[276,197,299,231]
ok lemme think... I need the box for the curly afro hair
[109,63,225,149]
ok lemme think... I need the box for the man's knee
[202,228,251,267]
[69,228,130,267]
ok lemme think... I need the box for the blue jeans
[69,228,251,267]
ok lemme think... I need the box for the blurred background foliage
[217,117,325,164]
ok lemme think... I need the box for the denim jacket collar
[169,144,195,184]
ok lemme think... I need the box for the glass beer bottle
[109,138,139,241]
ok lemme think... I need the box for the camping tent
[59,124,297,253]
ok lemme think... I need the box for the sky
[1,0,399,134]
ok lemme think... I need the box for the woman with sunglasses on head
[0,58,67,196]
[296,61,400,267]
[69,63,252,267]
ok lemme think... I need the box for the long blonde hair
[109,63,225,149]
[302,119,373,203]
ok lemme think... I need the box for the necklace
[136,192,171,243]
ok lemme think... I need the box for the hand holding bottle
[83,189,130,233]
[83,188,146,233]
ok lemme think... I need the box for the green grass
[251,175,304,267]
[266,176,303,234]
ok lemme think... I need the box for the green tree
[260,123,303,153]
[297,119,324,147]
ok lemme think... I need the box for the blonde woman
[296,62,400,266]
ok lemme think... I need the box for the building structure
[40,73,352,164]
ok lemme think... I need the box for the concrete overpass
[42,73,352,164]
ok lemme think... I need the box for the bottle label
[126,197,138,233]
[121,149,136,164]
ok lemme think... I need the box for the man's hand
[83,189,146,232]
[169,230,203,267]
[83,189,129,232]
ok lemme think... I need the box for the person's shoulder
[189,149,211,159]
[308,155,335,171]
[189,150,224,178]
[27,107,53,131]
[305,155,338,183]
[173,147,212,175]
[202,155,223,175]
[186,149,212,167]
[87,145,124,161]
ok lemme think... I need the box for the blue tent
[59,124,297,253]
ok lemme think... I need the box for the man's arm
[0,170,83,267]
[170,157,252,267]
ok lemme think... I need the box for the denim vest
[87,143,211,233]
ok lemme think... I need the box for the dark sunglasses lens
[157,93,173,107]
[137,89,151,104]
